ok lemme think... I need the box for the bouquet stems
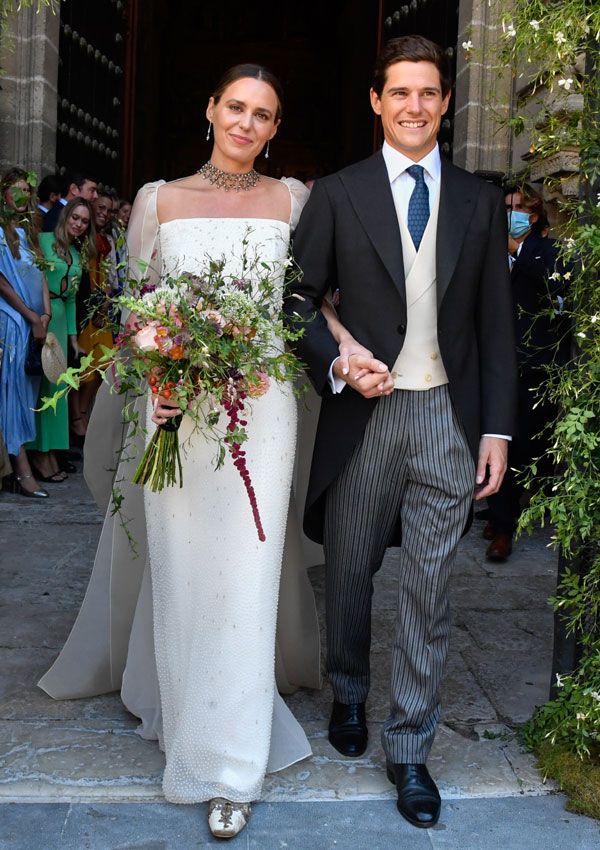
[133,415,183,492]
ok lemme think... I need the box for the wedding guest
[28,199,95,481]
[0,167,50,497]
[73,192,116,434]
[116,199,132,228]
[37,175,62,215]
[108,198,129,332]
[485,188,567,560]
[42,170,98,232]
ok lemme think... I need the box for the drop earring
[265,139,270,159]
[206,121,212,141]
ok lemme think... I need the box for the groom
[285,35,517,828]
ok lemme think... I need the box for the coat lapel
[436,157,480,308]
[340,151,406,302]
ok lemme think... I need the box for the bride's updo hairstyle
[211,63,284,121]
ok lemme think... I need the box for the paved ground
[2,797,600,850]
[1,465,597,847]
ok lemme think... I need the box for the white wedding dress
[39,178,322,805]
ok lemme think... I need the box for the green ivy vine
[490,0,600,758]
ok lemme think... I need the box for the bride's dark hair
[212,63,283,120]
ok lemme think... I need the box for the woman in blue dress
[0,168,50,497]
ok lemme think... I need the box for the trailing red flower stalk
[223,389,266,542]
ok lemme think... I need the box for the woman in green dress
[28,199,96,481]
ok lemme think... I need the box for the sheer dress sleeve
[281,177,310,231]
[126,180,165,290]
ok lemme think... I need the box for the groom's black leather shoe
[328,700,367,757]
[386,762,441,828]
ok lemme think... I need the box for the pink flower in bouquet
[133,320,161,352]
[247,371,270,398]
[224,322,251,338]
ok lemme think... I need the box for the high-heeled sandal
[5,474,49,499]
[30,464,68,483]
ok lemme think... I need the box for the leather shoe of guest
[483,521,495,540]
[387,762,441,828]
[328,700,367,757]
[486,533,513,561]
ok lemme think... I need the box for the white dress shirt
[382,140,441,223]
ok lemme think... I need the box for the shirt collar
[382,141,441,185]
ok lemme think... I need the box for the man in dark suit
[42,170,98,232]
[285,36,517,828]
[484,188,567,560]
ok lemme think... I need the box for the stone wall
[0,4,60,178]
[453,0,513,175]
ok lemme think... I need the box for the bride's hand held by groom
[333,344,395,399]
[320,301,394,399]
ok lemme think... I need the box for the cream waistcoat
[391,189,448,390]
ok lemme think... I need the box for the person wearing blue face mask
[484,188,569,561]
[508,209,535,239]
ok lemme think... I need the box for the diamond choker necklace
[197,161,261,192]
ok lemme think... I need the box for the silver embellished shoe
[208,797,251,839]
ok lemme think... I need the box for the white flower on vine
[556,674,564,688]
[550,271,561,281]
[576,712,587,721]
[462,40,474,51]
[555,32,567,45]
[529,20,540,31]
[590,315,598,324]
[577,331,586,338]
[566,237,576,249]
[590,691,600,701]
[596,193,600,207]
[505,23,517,38]
[562,271,572,280]
[558,78,574,90]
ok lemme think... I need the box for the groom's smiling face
[370,60,450,162]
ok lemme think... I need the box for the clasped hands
[334,338,394,398]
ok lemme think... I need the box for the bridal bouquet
[40,245,305,541]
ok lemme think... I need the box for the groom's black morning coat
[285,150,517,544]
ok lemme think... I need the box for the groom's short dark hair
[372,35,452,98]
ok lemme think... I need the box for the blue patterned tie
[406,164,429,251]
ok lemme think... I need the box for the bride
[39,64,366,839]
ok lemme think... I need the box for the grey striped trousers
[323,385,474,763]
